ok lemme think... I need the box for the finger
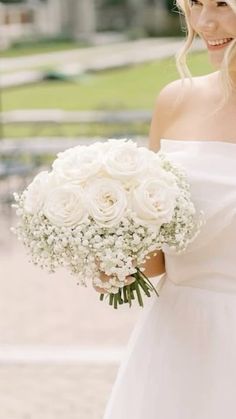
[93,284,109,294]
[132,258,138,268]
[99,271,111,283]
[124,275,136,285]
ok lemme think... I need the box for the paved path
[0,37,204,72]
[0,363,117,419]
[0,37,204,87]
[0,239,141,347]
[0,220,162,419]
[0,236,130,418]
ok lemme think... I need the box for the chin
[208,52,224,70]
[210,61,222,70]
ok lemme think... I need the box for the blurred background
[0,1,213,418]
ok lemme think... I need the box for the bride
[95,1,236,418]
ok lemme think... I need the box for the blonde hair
[175,0,236,109]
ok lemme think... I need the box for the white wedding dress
[102,139,236,419]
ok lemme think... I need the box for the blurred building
[96,0,179,36]
[0,0,178,49]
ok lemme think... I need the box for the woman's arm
[145,79,187,278]
[140,250,165,278]
[143,83,181,278]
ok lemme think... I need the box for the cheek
[189,11,199,32]
[228,17,236,37]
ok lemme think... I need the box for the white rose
[52,145,103,184]
[131,177,179,227]
[43,185,88,227]
[85,178,127,227]
[23,171,59,214]
[147,153,166,177]
[89,141,113,153]
[104,139,149,181]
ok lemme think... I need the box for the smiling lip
[206,38,233,51]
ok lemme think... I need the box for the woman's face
[189,0,236,68]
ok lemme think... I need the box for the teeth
[208,38,232,46]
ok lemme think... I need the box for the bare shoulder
[190,72,219,95]
[148,78,192,152]
[148,74,216,152]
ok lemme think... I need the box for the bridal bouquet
[12,139,204,309]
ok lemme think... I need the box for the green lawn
[2,51,213,138]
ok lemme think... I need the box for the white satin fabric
[102,139,236,419]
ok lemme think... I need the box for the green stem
[130,286,135,300]
[140,277,153,292]
[114,294,118,309]
[136,276,151,297]
[134,280,144,307]
[117,289,123,304]
[98,268,159,308]
[136,268,159,298]
[127,285,132,307]
[123,286,128,303]
[134,272,152,291]
[109,293,114,306]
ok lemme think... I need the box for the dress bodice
[160,139,236,293]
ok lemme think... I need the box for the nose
[195,9,218,33]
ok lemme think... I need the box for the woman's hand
[93,272,135,294]
[93,258,136,294]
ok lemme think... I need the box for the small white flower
[133,234,141,244]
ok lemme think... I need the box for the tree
[65,0,96,41]
[166,0,177,15]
